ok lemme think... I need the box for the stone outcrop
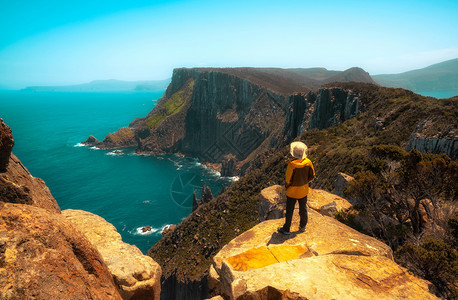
[82,134,99,145]
[406,120,457,159]
[0,202,122,299]
[307,188,352,214]
[62,209,162,300]
[259,186,352,222]
[193,185,214,212]
[210,208,437,299]
[0,153,61,213]
[221,154,237,177]
[0,120,60,213]
[258,185,285,222]
[0,119,14,172]
[334,172,355,199]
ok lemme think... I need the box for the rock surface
[334,172,355,198]
[406,120,457,159]
[82,134,99,145]
[210,209,437,299]
[0,202,122,299]
[0,119,14,172]
[62,209,162,300]
[307,188,352,213]
[259,186,352,222]
[258,185,285,222]
[1,154,61,213]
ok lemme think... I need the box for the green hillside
[373,58,458,92]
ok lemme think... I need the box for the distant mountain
[372,58,458,91]
[21,79,171,92]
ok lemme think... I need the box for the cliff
[148,83,456,299]
[89,67,373,175]
[0,119,161,299]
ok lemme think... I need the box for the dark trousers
[282,196,308,232]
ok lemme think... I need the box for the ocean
[416,90,458,98]
[0,90,234,253]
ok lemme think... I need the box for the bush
[396,238,457,299]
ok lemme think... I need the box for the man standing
[278,141,315,235]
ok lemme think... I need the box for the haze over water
[0,90,233,253]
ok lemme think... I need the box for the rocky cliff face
[92,68,370,175]
[0,202,123,299]
[406,120,457,159]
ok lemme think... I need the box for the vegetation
[104,127,135,144]
[146,79,194,129]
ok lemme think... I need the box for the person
[278,141,315,235]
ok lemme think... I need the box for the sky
[1,0,457,89]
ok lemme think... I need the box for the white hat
[290,141,307,159]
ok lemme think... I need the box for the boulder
[0,202,122,299]
[258,185,285,222]
[307,188,352,213]
[211,209,438,299]
[259,187,352,222]
[334,172,354,199]
[0,154,60,213]
[0,119,14,172]
[82,134,99,145]
[62,209,161,300]
[319,201,338,217]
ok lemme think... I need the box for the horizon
[1,0,457,89]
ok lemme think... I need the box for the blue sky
[1,0,457,88]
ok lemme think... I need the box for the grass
[146,79,194,129]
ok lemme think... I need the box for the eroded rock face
[0,119,14,172]
[0,202,122,299]
[210,209,437,299]
[406,120,457,159]
[1,154,60,213]
[62,209,162,300]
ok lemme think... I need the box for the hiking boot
[277,227,291,235]
[299,226,306,233]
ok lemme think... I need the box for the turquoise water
[0,90,233,253]
[416,90,458,98]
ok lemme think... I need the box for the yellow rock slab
[224,244,309,271]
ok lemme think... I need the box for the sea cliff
[89,67,375,176]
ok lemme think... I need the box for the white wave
[161,224,174,232]
[90,146,101,150]
[132,226,159,236]
[73,143,88,147]
[106,150,123,156]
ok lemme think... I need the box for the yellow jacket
[285,158,315,199]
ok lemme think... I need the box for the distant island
[372,58,458,91]
[21,78,171,92]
